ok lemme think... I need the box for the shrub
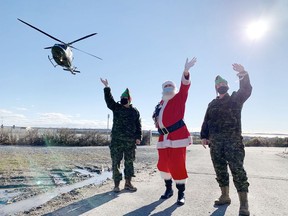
[244,136,288,147]
[0,129,10,145]
[79,131,110,146]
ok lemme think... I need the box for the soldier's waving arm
[100,78,118,111]
[232,64,252,104]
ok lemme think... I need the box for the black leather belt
[158,119,186,135]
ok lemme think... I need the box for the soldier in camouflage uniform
[100,78,142,193]
[200,64,252,216]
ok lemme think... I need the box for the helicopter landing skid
[48,55,57,67]
[63,68,80,75]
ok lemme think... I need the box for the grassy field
[0,146,111,174]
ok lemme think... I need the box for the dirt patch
[17,166,158,216]
[0,146,112,206]
[0,145,158,215]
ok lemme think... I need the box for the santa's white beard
[162,93,176,101]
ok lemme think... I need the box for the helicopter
[18,18,102,75]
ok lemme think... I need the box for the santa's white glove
[184,57,197,72]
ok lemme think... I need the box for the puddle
[0,189,21,205]
[0,169,88,207]
[74,168,94,177]
[0,169,112,215]
[50,173,67,186]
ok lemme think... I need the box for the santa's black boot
[176,183,185,206]
[161,179,174,199]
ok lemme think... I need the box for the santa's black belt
[158,119,185,135]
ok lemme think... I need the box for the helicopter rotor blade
[17,18,66,44]
[70,46,103,60]
[44,46,53,49]
[68,33,97,45]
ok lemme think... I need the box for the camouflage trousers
[110,138,136,182]
[210,138,249,192]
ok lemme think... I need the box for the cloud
[0,109,27,119]
[0,110,153,130]
[0,109,27,125]
[35,112,107,128]
[0,109,12,115]
[0,109,108,128]
[38,113,73,124]
[14,107,28,111]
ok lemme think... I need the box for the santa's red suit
[156,73,192,184]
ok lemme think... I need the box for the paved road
[50,146,288,216]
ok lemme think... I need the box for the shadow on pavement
[123,199,166,216]
[210,204,229,216]
[151,203,178,216]
[43,191,119,216]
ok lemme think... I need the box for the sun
[246,20,269,40]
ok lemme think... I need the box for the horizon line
[1,125,288,137]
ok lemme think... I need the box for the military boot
[176,184,185,206]
[161,179,174,199]
[113,180,120,193]
[214,186,231,205]
[238,192,250,216]
[124,177,137,192]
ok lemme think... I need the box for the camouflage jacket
[200,74,252,140]
[104,87,142,141]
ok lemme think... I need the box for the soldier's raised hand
[100,78,109,87]
[232,63,248,79]
[232,63,245,73]
[184,57,197,72]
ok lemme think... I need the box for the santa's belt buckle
[160,127,169,135]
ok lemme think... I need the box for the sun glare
[246,20,269,40]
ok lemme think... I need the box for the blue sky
[1,0,287,133]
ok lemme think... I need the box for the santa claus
[153,57,197,205]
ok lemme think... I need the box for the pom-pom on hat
[121,88,132,101]
[215,75,228,85]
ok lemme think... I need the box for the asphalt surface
[51,146,288,216]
